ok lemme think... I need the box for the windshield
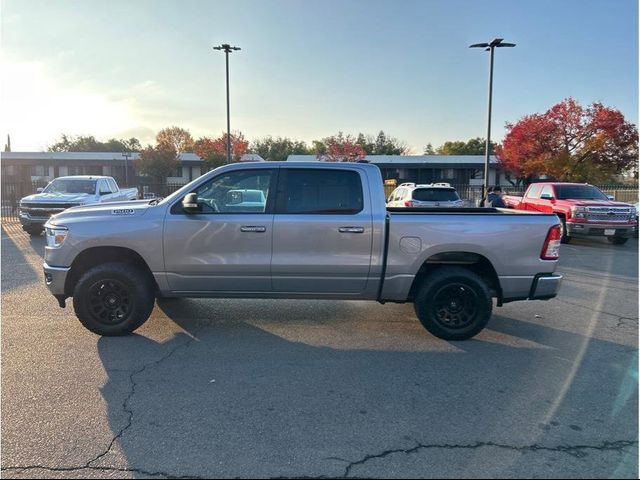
[412,188,460,202]
[43,179,97,195]
[555,185,608,201]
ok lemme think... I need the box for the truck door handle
[240,226,266,233]
[338,226,365,234]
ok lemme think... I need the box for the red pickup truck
[503,183,637,245]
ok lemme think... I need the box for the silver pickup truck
[19,175,138,236]
[43,162,563,340]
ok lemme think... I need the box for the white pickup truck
[19,176,138,236]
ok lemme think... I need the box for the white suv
[387,182,464,208]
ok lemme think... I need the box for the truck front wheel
[414,267,492,341]
[559,218,571,244]
[607,236,629,245]
[73,262,155,336]
[24,226,43,237]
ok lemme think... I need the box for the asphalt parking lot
[1,220,638,479]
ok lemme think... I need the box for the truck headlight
[571,206,587,219]
[45,226,68,248]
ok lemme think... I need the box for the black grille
[20,202,79,209]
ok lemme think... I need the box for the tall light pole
[470,38,515,202]
[213,44,241,164]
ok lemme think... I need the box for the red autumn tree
[497,98,638,184]
[316,132,366,162]
[156,126,195,153]
[194,132,249,169]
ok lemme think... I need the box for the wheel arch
[407,251,501,303]
[64,246,158,296]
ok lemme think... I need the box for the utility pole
[122,152,131,186]
[213,44,241,163]
[470,38,516,202]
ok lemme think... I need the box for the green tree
[436,137,495,155]
[48,134,142,152]
[310,139,328,156]
[135,145,179,183]
[371,130,408,155]
[423,143,435,155]
[250,136,310,161]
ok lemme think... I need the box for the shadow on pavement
[1,222,46,293]
[94,299,638,478]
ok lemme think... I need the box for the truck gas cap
[400,236,422,254]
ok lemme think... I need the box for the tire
[73,262,155,336]
[24,226,43,237]
[559,217,571,244]
[414,266,492,341]
[607,236,629,245]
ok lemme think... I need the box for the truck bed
[386,206,542,215]
[381,207,561,302]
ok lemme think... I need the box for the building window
[86,166,102,176]
[31,165,46,176]
[442,168,455,179]
[68,166,83,175]
[174,166,183,177]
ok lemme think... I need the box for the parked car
[387,182,464,208]
[503,182,637,245]
[43,162,562,340]
[19,176,139,236]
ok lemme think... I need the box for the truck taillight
[541,225,562,260]
[404,200,413,207]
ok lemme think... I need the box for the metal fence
[1,179,637,223]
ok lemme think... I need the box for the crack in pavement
[333,439,639,478]
[0,464,200,479]
[616,317,639,328]
[2,440,638,479]
[81,328,203,473]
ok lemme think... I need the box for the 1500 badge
[112,209,136,215]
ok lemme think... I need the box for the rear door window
[540,185,554,198]
[412,188,460,202]
[276,169,363,214]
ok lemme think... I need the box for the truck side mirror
[607,195,615,201]
[36,187,44,193]
[540,193,554,200]
[182,193,201,213]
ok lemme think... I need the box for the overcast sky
[1,0,637,152]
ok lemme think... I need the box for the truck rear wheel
[73,262,155,336]
[414,267,492,341]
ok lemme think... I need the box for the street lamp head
[213,44,241,53]
[470,38,516,50]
